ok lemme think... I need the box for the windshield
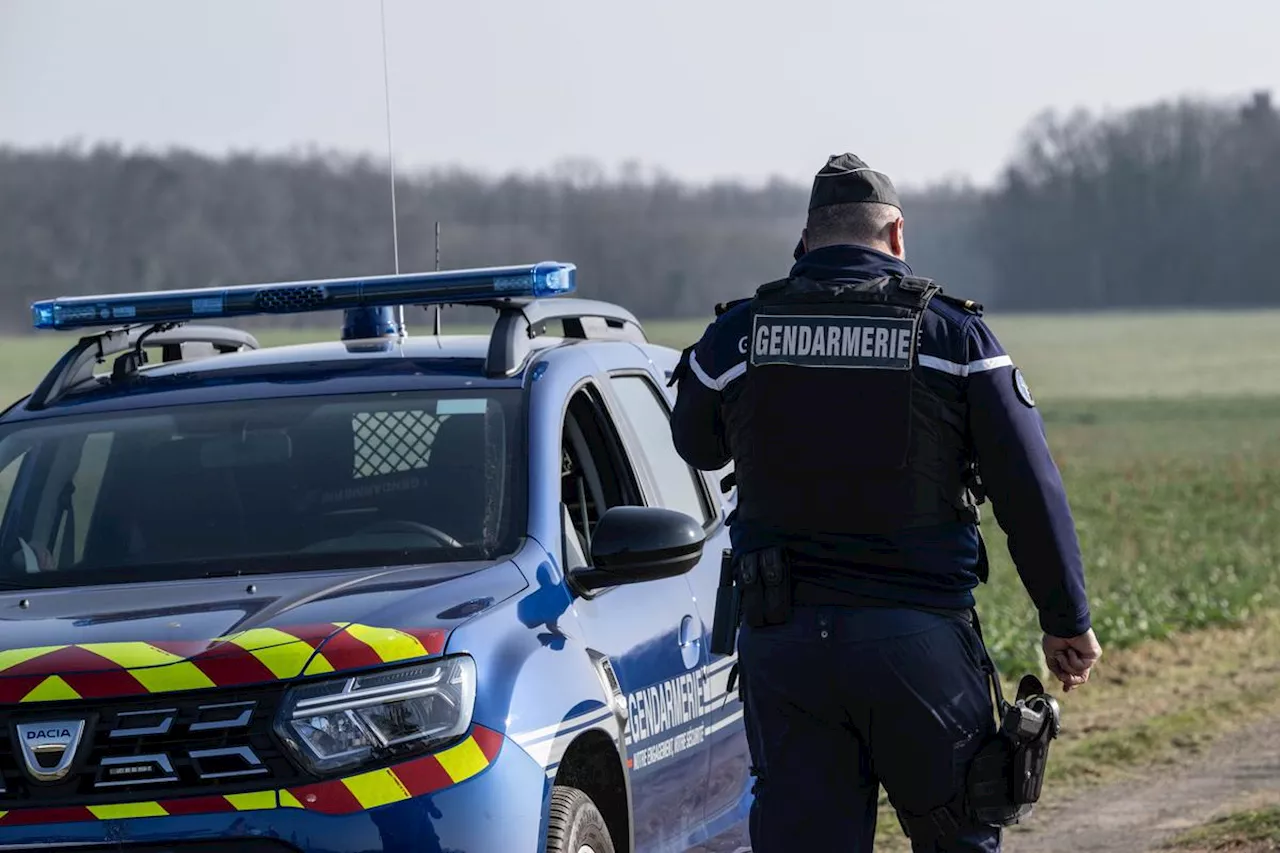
[0,389,525,588]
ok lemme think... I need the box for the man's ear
[890,218,905,259]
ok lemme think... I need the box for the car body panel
[0,559,528,704]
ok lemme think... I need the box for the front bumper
[0,728,548,853]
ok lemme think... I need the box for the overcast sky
[1,0,1276,189]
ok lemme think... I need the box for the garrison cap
[808,153,901,213]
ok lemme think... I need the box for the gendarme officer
[669,154,1103,852]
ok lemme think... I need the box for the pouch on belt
[737,547,792,628]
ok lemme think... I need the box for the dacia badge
[16,720,86,782]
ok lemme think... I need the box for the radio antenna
[433,221,443,336]
[378,0,405,334]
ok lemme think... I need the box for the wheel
[546,786,616,853]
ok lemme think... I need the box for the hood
[0,558,527,704]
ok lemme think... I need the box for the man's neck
[806,240,895,258]
[791,244,914,282]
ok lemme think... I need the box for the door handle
[678,615,701,669]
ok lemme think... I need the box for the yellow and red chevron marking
[0,791,278,827]
[282,725,504,814]
[0,623,447,704]
[0,726,501,826]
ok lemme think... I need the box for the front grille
[0,684,312,808]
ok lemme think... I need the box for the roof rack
[149,325,260,362]
[23,297,643,409]
[484,297,646,378]
[26,324,259,411]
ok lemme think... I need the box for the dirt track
[1001,715,1280,853]
[706,715,1280,853]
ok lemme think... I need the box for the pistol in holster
[897,614,1062,846]
[710,549,740,657]
[966,673,1062,826]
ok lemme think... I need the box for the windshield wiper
[201,568,288,579]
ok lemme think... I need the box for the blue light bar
[31,262,577,331]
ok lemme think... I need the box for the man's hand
[1042,629,1102,692]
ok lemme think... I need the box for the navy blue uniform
[671,245,1091,851]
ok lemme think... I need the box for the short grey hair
[805,201,901,249]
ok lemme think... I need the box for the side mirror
[571,506,706,593]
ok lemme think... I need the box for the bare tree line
[0,90,1274,334]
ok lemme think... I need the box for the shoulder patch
[1013,368,1035,407]
[935,292,985,315]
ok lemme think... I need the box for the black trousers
[737,605,1002,852]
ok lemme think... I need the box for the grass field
[1167,806,1280,851]
[3,309,1280,851]
[4,308,1280,404]
[2,309,1279,677]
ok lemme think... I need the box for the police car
[0,263,749,853]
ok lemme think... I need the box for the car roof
[0,333,593,424]
[6,292,669,423]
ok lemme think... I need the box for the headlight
[275,655,476,775]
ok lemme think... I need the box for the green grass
[5,311,1280,852]
[5,308,1280,407]
[1166,808,1280,849]
[3,310,1280,677]
[975,396,1280,676]
[635,308,1280,401]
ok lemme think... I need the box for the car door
[600,369,750,847]
[558,378,708,852]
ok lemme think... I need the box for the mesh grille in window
[352,410,445,479]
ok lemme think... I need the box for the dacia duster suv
[0,263,750,853]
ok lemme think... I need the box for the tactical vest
[727,274,978,536]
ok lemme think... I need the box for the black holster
[896,614,1062,846]
[736,547,792,628]
[968,674,1061,824]
[710,549,741,657]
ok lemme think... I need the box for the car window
[609,374,713,525]
[47,432,114,568]
[561,385,643,567]
[0,451,26,530]
[0,390,525,587]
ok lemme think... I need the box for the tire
[546,785,616,853]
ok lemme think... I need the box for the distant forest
[1,90,1276,334]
